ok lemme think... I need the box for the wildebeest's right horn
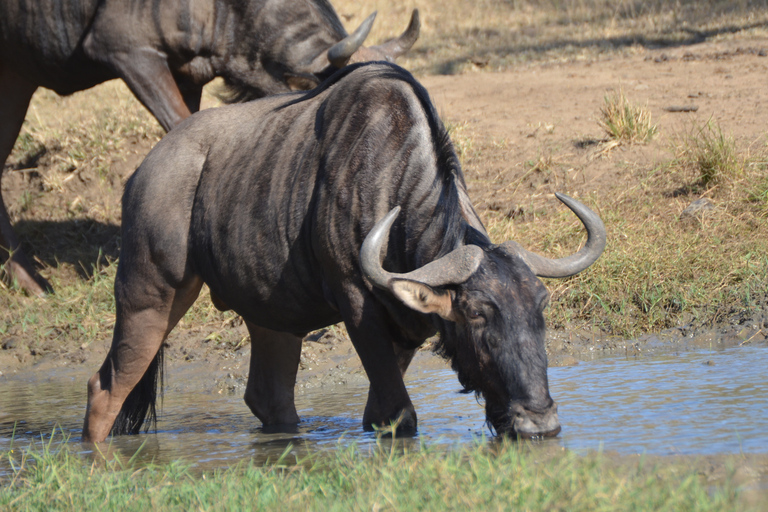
[368,9,421,62]
[361,207,485,291]
[503,193,606,278]
[328,12,377,68]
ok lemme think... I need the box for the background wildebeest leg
[176,79,203,114]
[339,286,417,434]
[82,273,203,443]
[243,322,302,428]
[105,50,193,131]
[0,65,49,296]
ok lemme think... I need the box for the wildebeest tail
[111,348,164,435]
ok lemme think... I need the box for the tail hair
[111,347,164,435]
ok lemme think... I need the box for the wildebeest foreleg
[339,288,417,434]
[362,344,417,433]
[243,322,302,428]
[82,275,203,443]
[0,65,49,296]
[106,50,193,131]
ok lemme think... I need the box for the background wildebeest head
[219,5,421,102]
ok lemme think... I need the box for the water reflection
[551,345,768,456]
[1,344,767,474]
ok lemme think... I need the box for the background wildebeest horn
[361,206,485,290]
[503,193,607,278]
[368,9,421,62]
[327,12,377,68]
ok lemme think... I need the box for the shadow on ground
[13,219,120,279]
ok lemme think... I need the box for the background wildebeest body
[0,0,419,296]
[82,62,605,443]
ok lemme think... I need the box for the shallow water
[1,344,767,472]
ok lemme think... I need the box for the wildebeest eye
[468,309,483,320]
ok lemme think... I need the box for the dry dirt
[424,37,768,210]
[2,36,768,381]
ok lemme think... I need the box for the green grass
[1,436,754,511]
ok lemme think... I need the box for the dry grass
[483,129,768,337]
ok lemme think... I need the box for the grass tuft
[598,88,658,144]
[673,120,745,189]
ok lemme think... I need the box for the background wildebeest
[0,0,419,296]
[82,62,606,443]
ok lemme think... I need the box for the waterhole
[1,343,766,473]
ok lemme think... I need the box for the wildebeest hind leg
[0,66,49,296]
[82,274,203,443]
[244,322,302,428]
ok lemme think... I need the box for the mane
[379,65,490,255]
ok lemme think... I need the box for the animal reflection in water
[82,62,606,443]
[0,0,419,296]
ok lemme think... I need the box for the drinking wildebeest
[0,0,419,296]
[82,62,606,443]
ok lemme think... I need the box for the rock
[664,105,699,112]
[680,198,716,224]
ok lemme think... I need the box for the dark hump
[290,62,473,256]
[281,62,458,179]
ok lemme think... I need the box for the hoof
[363,406,418,436]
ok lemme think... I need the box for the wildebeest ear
[390,279,457,321]
[285,72,320,91]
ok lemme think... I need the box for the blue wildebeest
[82,62,606,443]
[0,0,419,296]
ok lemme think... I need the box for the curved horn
[361,207,485,290]
[504,193,606,278]
[328,12,377,68]
[368,9,421,62]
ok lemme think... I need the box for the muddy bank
[2,299,766,396]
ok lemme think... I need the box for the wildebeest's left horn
[504,193,606,278]
[368,9,421,62]
[361,207,484,290]
[328,12,377,68]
